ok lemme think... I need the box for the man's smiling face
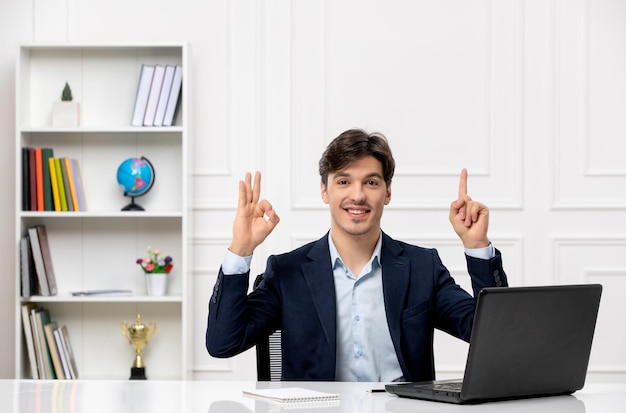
[321,155,391,239]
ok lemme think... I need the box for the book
[29,148,37,211]
[44,322,65,379]
[58,325,79,379]
[242,387,340,403]
[20,236,37,297]
[20,303,39,379]
[53,158,68,211]
[64,158,80,211]
[53,328,72,379]
[29,307,45,378]
[70,289,133,297]
[48,157,61,211]
[143,64,166,126]
[35,147,44,211]
[60,158,74,211]
[162,65,182,126]
[69,158,86,211]
[22,147,30,211]
[28,226,50,296]
[153,64,176,126]
[34,308,56,379]
[36,225,57,296]
[131,64,155,126]
[41,148,54,211]
[20,237,31,298]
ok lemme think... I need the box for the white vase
[52,101,81,127]
[145,273,167,296]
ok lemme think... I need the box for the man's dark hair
[318,128,395,187]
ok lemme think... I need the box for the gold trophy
[121,313,156,380]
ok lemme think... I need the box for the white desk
[4,380,625,412]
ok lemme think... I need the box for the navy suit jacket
[206,231,507,381]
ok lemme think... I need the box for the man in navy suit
[206,128,507,381]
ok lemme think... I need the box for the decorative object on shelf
[116,156,155,211]
[121,313,156,380]
[145,273,167,296]
[137,246,173,296]
[52,82,80,127]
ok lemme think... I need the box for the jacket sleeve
[433,248,508,342]
[205,266,281,358]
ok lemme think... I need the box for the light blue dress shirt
[221,235,494,381]
[328,232,403,381]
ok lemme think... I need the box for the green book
[53,158,68,211]
[41,148,54,211]
[35,308,56,379]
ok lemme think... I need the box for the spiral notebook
[243,387,340,404]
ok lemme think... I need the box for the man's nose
[350,184,366,202]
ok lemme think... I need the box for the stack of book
[20,225,57,298]
[131,63,183,127]
[21,147,86,212]
[20,303,78,380]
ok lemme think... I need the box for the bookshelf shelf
[22,126,184,133]
[24,295,184,303]
[20,211,184,218]
[14,43,189,380]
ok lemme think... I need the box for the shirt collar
[328,230,383,272]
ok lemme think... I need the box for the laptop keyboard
[430,382,463,392]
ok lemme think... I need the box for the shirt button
[356,350,364,358]
[355,315,360,322]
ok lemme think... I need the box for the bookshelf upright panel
[14,43,189,380]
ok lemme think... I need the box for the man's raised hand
[229,171,280,257]
[449,168,490,249]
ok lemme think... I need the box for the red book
[29,148,37,211]
[35,148,44,211]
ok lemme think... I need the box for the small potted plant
[136,246,173,296]
[52,82,80,127]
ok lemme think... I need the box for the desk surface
[3,379,625,412]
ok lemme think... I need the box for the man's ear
[384,185,392,205]
[320,182,329,204]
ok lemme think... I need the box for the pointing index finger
[458,168,468,199]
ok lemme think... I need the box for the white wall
[1,0,624,382]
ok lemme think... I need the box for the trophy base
[130,367,147,380]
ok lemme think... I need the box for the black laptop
[385,284,602,404]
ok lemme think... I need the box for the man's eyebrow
[332,171,384,179]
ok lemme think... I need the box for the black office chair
[253,273,282,381]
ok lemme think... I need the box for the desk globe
[116,156,155,211]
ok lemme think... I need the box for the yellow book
[53,158,68,211]
[64,158,80,211]
[48,158,61,211]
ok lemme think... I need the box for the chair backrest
[253,273,282,381]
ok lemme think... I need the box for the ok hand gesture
[449,169,490,249]
[229,171,280,257]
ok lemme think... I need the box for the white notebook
[243,387,340,403]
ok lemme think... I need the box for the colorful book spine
[29,148,37,211]
[53,158,68,212]
[35,147,44,211]
[69,158,86,211]
[64,158,80,211]
[41,148,54,211]
[48,158,61,211]
[22,147,30,211]
[60,158,74,211]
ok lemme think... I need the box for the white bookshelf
[14,43,189,380]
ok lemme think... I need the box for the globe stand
[121,196,145,211]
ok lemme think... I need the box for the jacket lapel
[302,234,337,362]
[380,233,411,372]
